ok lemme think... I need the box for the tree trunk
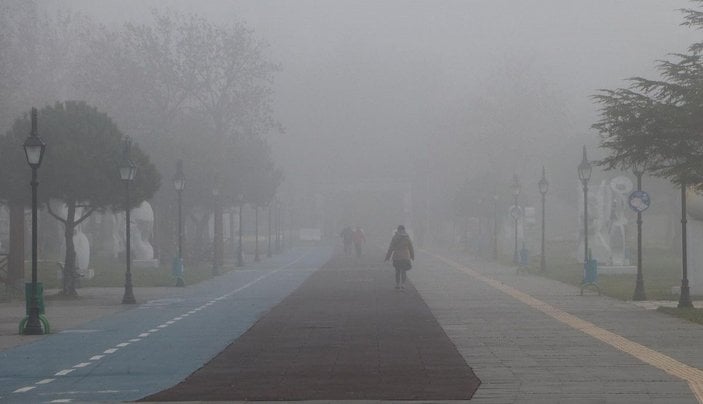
[8,203,25,294]
[192,211,210,262]
[61,202,78,297]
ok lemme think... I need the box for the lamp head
[173,159,185,191]
[23,108,46,168]
[538,166,549,195]
[119,137,136,181]
[577,145,592,183]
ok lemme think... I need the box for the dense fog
[3,0,698,245]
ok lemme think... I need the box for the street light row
[19,109,287,335]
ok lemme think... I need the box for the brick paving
[142,253,480,401]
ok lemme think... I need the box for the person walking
[340,226,353,256]
[384,225,414,290]
[352,226,366,258]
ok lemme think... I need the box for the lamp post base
[678,279,693,308]
[122,288,136,304]
[632,280,647,301]
[22,307,44,335]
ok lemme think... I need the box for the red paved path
[142,252,480,401]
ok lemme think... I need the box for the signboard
[628,190,651,213]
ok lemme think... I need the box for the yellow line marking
[426,252,703,403]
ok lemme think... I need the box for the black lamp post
[120,137,137,304]
[254,205,260,262]
[237,193,244,267]
[22,107,47,335]
[631,162,647,301]
[679,183,693,308]
[577,146,592,264]
[267,203,272,258]
[275,198,281,253]
[538,167,549,272]
[212,185,222,275]
[173,160,185,287]
[493,194,498,261]
[511,174,521,264]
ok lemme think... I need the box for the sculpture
[130,201,155,261]
[577,176,632,266]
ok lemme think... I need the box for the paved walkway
[142,253,480,401]
[413,248,703,403]
[3,245,703,403]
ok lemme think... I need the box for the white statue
[608,176,633,266]
[686,188,703,294]
[130,201,155,261]
[577,177,632,266]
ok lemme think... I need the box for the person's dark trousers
[355,243,362,257]
[393,259,410,286]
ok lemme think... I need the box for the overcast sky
[51,0,698,189]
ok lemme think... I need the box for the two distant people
[385,225,414,290]
[340,226,366,257]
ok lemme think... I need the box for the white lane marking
[50,400,72,403]
[55,369,75,376]
[129,338,141,342]
[36,379,55,385]
[116,342,129,347]
[19,249,315,397]
[138,333,150,337]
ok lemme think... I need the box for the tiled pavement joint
[426,250,703,403]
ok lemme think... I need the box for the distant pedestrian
[384,225,414,290]
[340,226,353,256]
[352,226,366,258]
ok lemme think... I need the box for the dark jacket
[385,232,414,262]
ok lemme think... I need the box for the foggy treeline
[0,0,698,252]
[0,0,282,265]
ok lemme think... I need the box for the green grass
[657,307,703,326]
[523,240,689,301]
[20,256,234,292]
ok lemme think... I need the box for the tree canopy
[0,101,161,296]
[593,1,703,187]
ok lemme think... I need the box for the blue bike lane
[0,245,333,403]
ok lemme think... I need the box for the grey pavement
[2,244,703,403]
[412,248,702,403]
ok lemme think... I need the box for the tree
[593,1,703,187]
[0,102,161,297]
[74,9,280,262]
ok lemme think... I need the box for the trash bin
[172,257,185,287]
[583,258,598,284]
[519,245,529,267]
[25,282,45,315]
